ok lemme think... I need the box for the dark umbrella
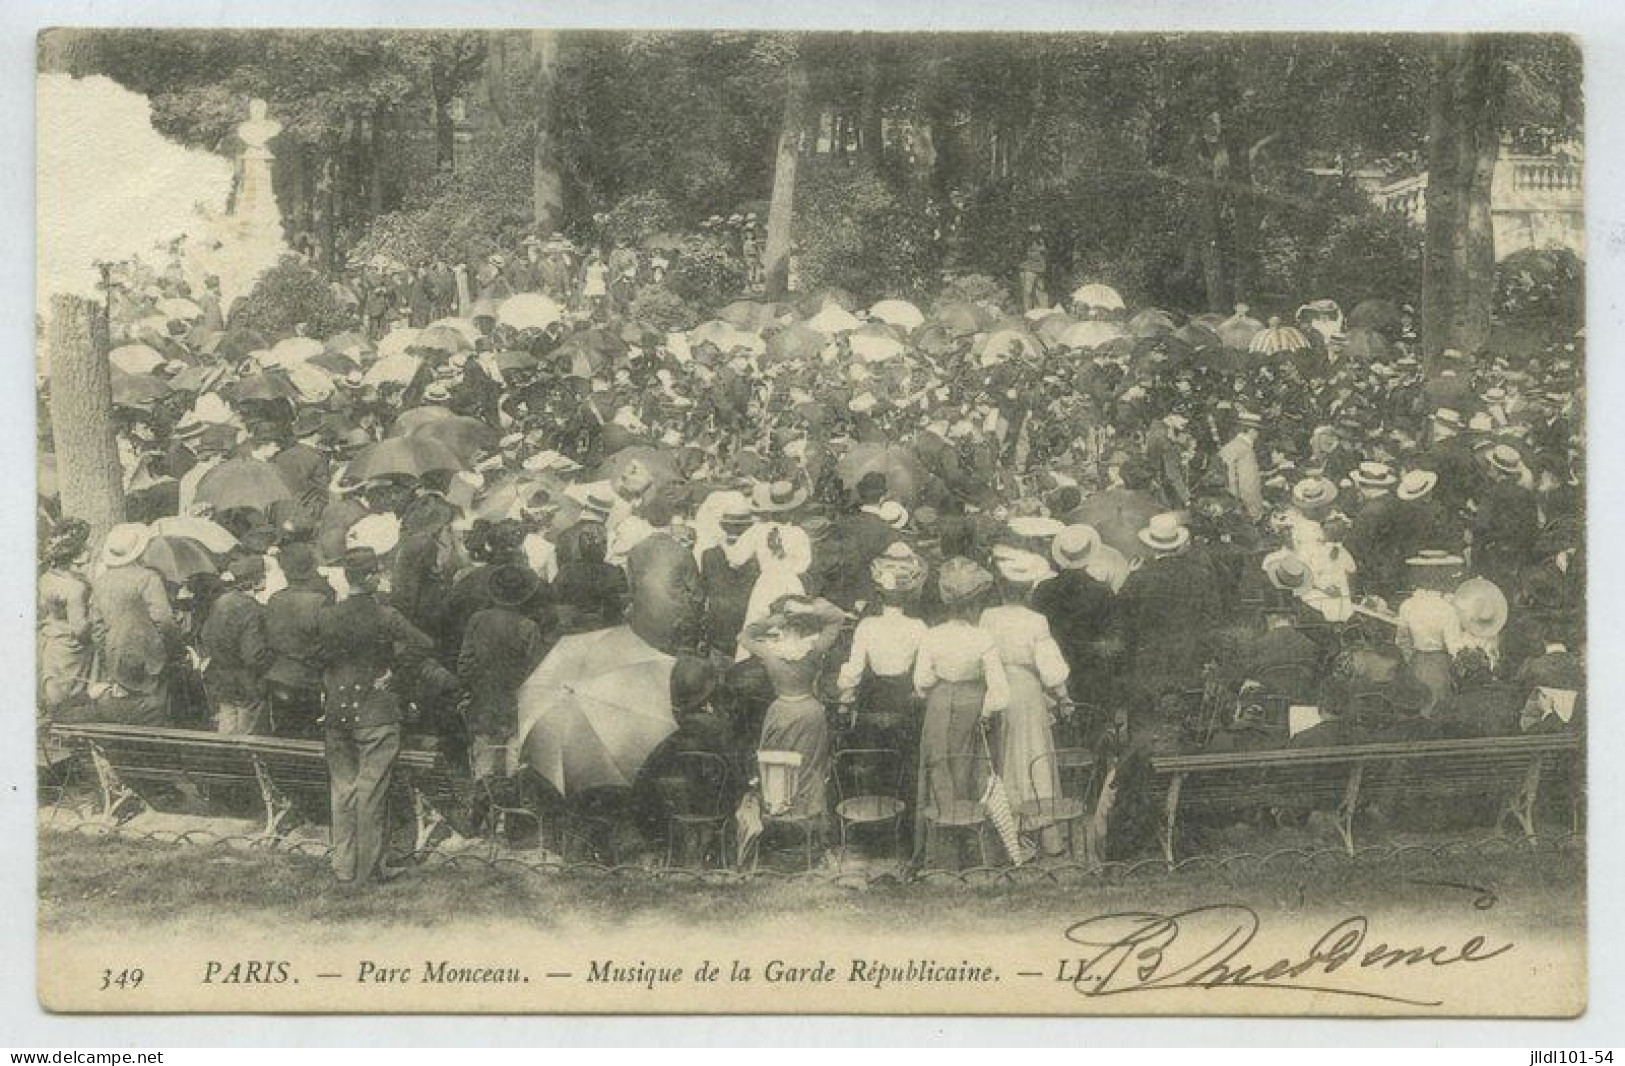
[231,371,301,403]
[765,322,825,363]
[389,406,458,437]
[595,445,682,489]
[1341,326,1393,364]
[408,415,501,464]
[836,443,926,506]
[140,535,218,584]
[348,436,466,481]
[931,301,993,337]
[411,324,472,355]
[194,457,296,513]
[214,329,268,363]
[1072,488,1162,563]
[110,371,172,408]
[1129,308,1178,338]
[308,351,361,376]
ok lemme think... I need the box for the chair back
[922,751,991,822]
[834,748,903,803]
[757,749,804,817]
[658,750,732,819]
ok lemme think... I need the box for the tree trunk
[316,148,337,272]
[47,293,124,550]
[763,58,811,298]
[859,41,884,167]
[433,85,455,171]
[487,32,514,127]
[369,106,387,216]
[529,30,563,235]
[1423,37,1504,362]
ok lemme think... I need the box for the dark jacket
[826,510,901,609]
[1246,625,1321,704]
[699,546,758,656]
[198,590,274,704]
[314,592,437,729]
[626,530,703,654]
[457,606,546,737]
[1032,568,1120,691]
[1120,551,1221,684]
[264,580,333,691]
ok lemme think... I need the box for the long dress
[38,567,92,711]
[979,604,1070,826]
[912,621,1010,861]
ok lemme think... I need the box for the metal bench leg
[1337,764,1364,856]
[1159,774,1183,867]
[89,743,143,825]
[412,785,447,853]
[250,754,297,846]
[1504,757,1543,845]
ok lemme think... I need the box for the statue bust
[238,98,281,153]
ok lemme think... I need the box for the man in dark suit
[826,472,901,610]
[315,548,453,884]
[1471,445,1540,591]
[1244,607,1321,705]
[1034,524,1121,718]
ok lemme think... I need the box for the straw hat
[1291,476,1339,511]
[1406,549,1464,568]
[1431,408,1464,430]
[579,489,617,523]
[101,522,154,569]
[716,496,755,532]
[1486,444,1525,477]
[1350,462,1398,490]
[1137,512,1191,554]
[346,512,401,557]
[992,544,1056,587]
[1051,524,1101,570]
[1396,469,1438,502]
[751,480,808,514]
[1454,577,1509,639]
[1263,552,1313,593]
[877,500,910,531]
[1234,408,1263,429]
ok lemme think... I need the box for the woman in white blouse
[835,543,928,759]
[983,545,1073,859]
[912,558,1009,866]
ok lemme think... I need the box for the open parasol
[140,535,218,584]
[389,405,458,437]
[411,324,472,356]
[1071,487,1162,562]
[517,625,677,796]
[150,515,238,554]
[362,352,423,389]
[110,370,171,408]
[1070,283,1126,313]
[868,299,925,330]
[109,344,165,376]
[1249,317,1314,356]
[1058,320,1127,351]
[497,293,565,332]
[836,443,925,506]
[194,457,296,514]
[406,415,501,464]
[347,436,466,481]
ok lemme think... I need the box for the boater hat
[1137,513,1190,554]
[1396,469,1438,501]
[101,522,155,569]
[751,480,808,514]
[1051,524,1101,570]
[1455,577,1509,639]
[1292,476,1338,510]
[1351,461,1398,490]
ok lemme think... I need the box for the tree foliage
[228,256,352,338]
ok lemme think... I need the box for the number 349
[99,968,144,991]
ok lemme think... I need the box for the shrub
[666,235,746,310]
[793,165,937,305]
[627,284,698,332]
[228,256,352,338]
[932,273,1013,315]
[601,191,681,247]
[1495,247,1583,333]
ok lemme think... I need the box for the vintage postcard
[34,27,1585,1015]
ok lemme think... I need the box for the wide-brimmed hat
[716,496,755,531]
[1291,476,1338,511]
[870,542,926,594]
[1351,461,1398,490]
[751,480,808,514]
[992,544,1056,587]
[1263,551,1313,593]
[1234,408,1264,429]
[1455,576,1509,638]
[1431,407,1464,430]
[1396,469,1438,501]
[345,512,401,557]
[487,564,540,609]
[101,522,155,569]
[1486,444,1525,477]
[877,500,910,531]
[1137,512,1190,553]
[278,541,321,583]
[422,381,453,404]
[937,557,994,607]
[341,546,381,579]
[615,459,654,499]
[1051,524,1101,570]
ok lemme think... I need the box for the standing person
[38,519,93,715]
[1217,409,1266,519]
[315,547,447,885]
[1471,444,1540,591]
[1036,525,1122,727]
[834,543,929,757]
[88,523,179,726]
[197,554,274,735]
[1017,226,1048,312]
[698,496,760,658]
[580,251,610,320]
[911,559,1009,867]
[263,541,334,739]
[737,595,848,836]
[1119,514,1221,748]
[1143,414,1191,510]
[625,493,704,655]
[1394,550,1467,714]
[982,546,1072,859]
[457,565,547,804]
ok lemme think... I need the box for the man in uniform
[315,547,451,885]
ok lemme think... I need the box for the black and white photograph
[30,24,1589,1017]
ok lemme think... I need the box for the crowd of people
[37,230,1586,882]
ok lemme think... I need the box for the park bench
[1147,732,1582,864]
[49,723,461,852]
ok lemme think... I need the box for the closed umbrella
[109,344,165,376]
[140,535,218,584]
[836,443,925,506]
[347,436,466,481]
[868,299,925,330]
[517,625,677,796]
[151,515,238,554]
[194,457,296,513]
[408,415,500,464]
[496,293,564,331]
[1070,283,1125,313]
